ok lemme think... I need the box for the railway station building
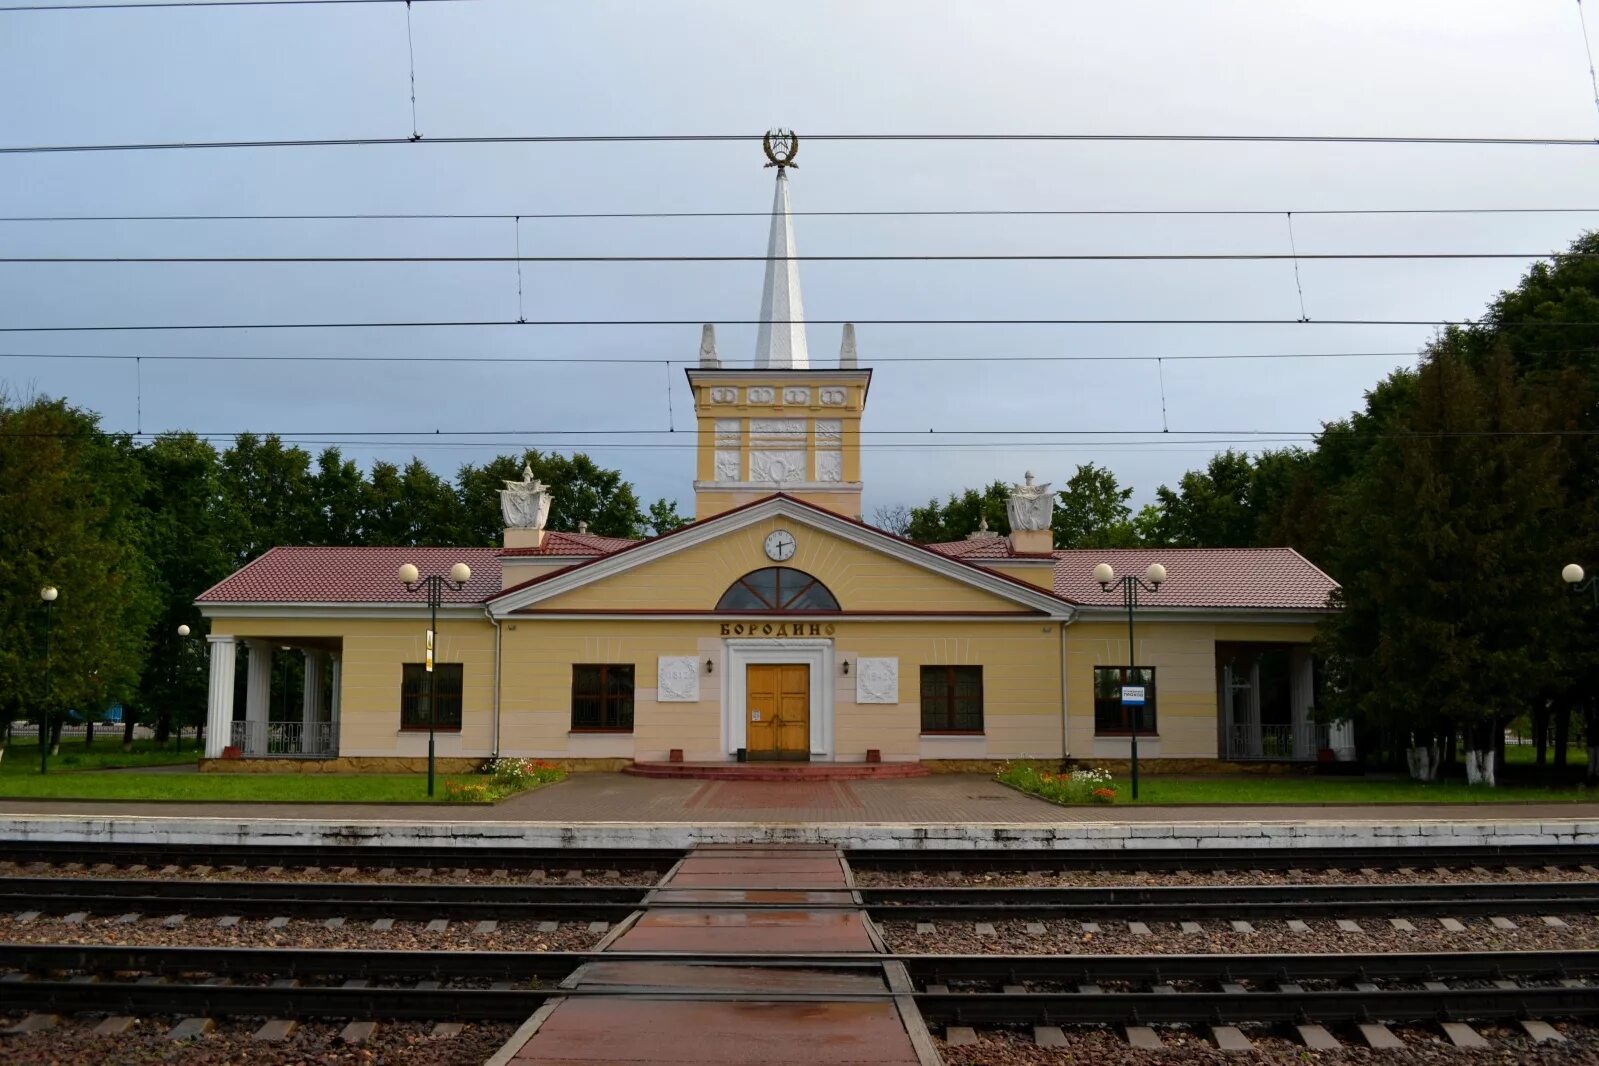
[196,163,1346,774]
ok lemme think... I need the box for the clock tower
[687,136,869,522]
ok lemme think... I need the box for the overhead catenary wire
[6,317,1599,332]
[3,132,1598,155]
[0,0,474,11]
[1579,0,1599,127]
[3,250,1595,263]
[0,348,1471,364]
[5,207,1599,222]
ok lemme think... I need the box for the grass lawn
[998,764,1595,806]
[1,735,198,774]
[1503,743,1589,767]
[1124,776,1593,805]
[0,772,531,804]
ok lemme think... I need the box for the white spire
[754,170,809,369]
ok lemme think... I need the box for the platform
[622,760,929,781]
[2,773,1596,852]
[493,845,929,1065]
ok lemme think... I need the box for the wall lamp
[842,660,851,676]
[705,659,714,675]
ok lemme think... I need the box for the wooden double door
[745,663,810,761]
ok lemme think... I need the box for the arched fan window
[715,567,841,611]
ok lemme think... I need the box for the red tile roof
[1054,548,1336,609]
[196,546,507,604]
[924,539,1337,609]
[498,530,640,557]
[924,536,1013,559]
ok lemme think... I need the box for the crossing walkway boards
[495,845,928,1065]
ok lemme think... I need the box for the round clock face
[764,530,797,562]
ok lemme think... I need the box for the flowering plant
[482,757,565,787]
[996,763,1120,805]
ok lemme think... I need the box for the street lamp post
[1093,561,1167,800]
[39,586,57,774]
[1564,564,1599,606]
[176,624,191,751]
[398,561,472,796]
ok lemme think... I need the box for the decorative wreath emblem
[763,128,799,169]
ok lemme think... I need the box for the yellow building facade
[196,164,1344,773]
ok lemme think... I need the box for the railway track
[0,841,680,872]
[3,944,1598,1031]
[7,874,1599,923]
[5,840,1596,875]
[845,843,1599,872]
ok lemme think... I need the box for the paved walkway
[496,845,928,1065]
[3,773,1598,824]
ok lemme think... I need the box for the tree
[1318,347,1564,784]
[870,504,912,537]
[219,434,318,565]
[132,433,233,746]
[364,459,466,546]
[1052,463,1140,548]
[309,447,369,545]
[0,395,157,752]
[906,482,1010,542]
[646,499,688,537]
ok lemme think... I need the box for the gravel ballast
[883,912,1599,956]
[0,1015,513,1065]
[857,865,1599,889]
[936,1021,1599,1065]
[0,913,605,952]
[0,859,661,887]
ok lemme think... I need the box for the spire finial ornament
[754,127,808,369]
[839,322,858,369]
[762,129,799,170]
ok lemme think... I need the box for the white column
[1289,646,1316,759]
[1244,659,1262,757]
[1328,719,1358,761]
[302,651,324,753]
[204,636,237,758]
[1219,663,1235,759]
[244,640,272,755]
[329,652,343,756]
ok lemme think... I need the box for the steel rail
[912,986,1599,1026]
[4,946,1599,1027]
[0,840,682,870]
[860,880,1599,920]
[844,844,1599,872]
[6,876,1598,921]
[6,943,1595,984]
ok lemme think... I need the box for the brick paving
[3,773,1597,824]
[500,845,924,1064]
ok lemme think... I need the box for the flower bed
[443,757,567,803]
[997,763,1119,805]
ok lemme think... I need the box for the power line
[8,426,1598,440]
[5,318,1598,332]
[0,0,471,11]
[5,207,1599,222]
[3,132,1597,156]
[0,348,1447,364]
[4,251,1593,264]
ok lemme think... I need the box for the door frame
[721,638,834,761]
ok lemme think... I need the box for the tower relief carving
[748,386,775,404]
[709,387,738,404]
[783,387,812,405]
[819,387,846,406]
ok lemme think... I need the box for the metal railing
[1226,722,1329,761]
[229,721,336,757]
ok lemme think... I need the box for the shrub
[479,757,567,791]
[996,763,1119,805]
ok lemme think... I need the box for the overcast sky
[3,0,1599,521]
